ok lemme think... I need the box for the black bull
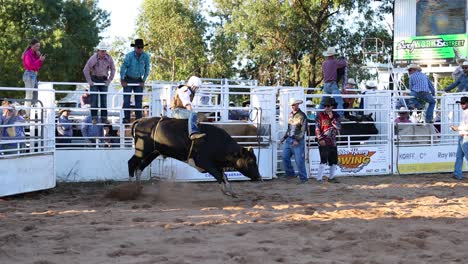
[128,117,262,196]
[308,113,379,144]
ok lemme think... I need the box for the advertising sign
[394,33,468,64]
[309,145,390,177]
[394,145,464,174]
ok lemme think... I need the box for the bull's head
[235,147,262,181]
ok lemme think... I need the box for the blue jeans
[320,82,343,117]
[172,108,201,136]
[282,137,308,181]
[408,91,435,122]
[454,136,468,179]
[23,70,38,112]
[90,85,108,119]
[123,78,143,121]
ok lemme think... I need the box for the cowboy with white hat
[407,63,436,123]
[83,40,116,124]
[280,97,308,184]
[321,46,347,118]
[445,60,468,93]
[57,109,73,145]
[395,106,411,124]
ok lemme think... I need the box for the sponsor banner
[394,145,464,174]
[309,145,390,177]
[394,33,468,63]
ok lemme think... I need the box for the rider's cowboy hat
[289,98,303,106]
[130,39,148,48]
[347,78,357,85]
[323,47,338,57]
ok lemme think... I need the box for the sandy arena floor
[0,174,467,264]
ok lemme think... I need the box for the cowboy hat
[130,39,148,47]
[322,96,336,107]
[347,78,357,85]
[365,80,378,89]
[456,96,468,104]
[398,106,409,113]
[323,47,338,57]
[59,109,71,115]
[289,98,303,106]
[463,61,468,66]
[407,64,421,70]
[96,42,110,51]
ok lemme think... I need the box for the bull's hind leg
[128,155,142,180]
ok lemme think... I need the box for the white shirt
[458,108,468,135]
[176,85,193,107]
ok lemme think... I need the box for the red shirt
[22,49,43,72]
[315,111,341,146]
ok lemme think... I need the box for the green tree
[137,0,208,81]
[0,0,109,98]
[212,0,393,88]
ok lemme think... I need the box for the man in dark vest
[170,76,205,140]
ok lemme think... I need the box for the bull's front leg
[128,155,141,180]
[196,159,237,198]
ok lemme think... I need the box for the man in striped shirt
[407,64,436,123]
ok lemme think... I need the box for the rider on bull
[170,76,206,140]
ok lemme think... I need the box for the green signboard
[394,33,468,63]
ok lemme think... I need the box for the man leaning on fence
[83,42,115,123]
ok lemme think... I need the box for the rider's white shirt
[177,85,192,107]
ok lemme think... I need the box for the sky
[98,0,144,40]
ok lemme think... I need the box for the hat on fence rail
[456,97,468,104]
[347,78,357,85]
[289,98,303,106]
[365,80,378,89]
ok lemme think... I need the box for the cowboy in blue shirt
[407,64,436,123]
[120,39,151,123]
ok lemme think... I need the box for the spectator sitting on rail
[452,57,467,81]
[445,61,468,93]
[1,105,23,154]
[342,78,357,109]
[80,89,91,108]
[358,80,378,110]
[57,109,73,147]
[81,115,104,146]
[395,107,412,124]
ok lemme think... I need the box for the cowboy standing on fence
[407,64,436,123]
[83,42,116,123]
[320,47,347,118]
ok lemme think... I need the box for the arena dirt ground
[0,174,467,264]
